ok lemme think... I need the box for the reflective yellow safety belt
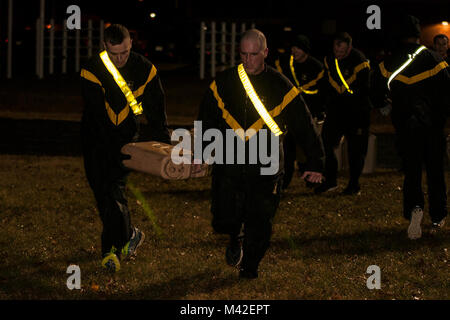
[289,55,318,95]
[237,64,283,136]
[289,55,301,87]
[335,58,353,94]
[387,45,427,90]
[99,50,143,115]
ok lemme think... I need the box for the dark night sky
[1,0,449,75]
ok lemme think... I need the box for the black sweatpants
[282,132,297,189]
[82,141,133,257]
[397,124,447,222]
[210,172,282,273]
[321,115,369,187]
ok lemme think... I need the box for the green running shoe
[101,247,120,272]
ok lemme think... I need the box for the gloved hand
[119,152,132,171]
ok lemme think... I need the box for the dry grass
[0,154,449,300]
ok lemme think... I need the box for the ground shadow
[270,227,450,258]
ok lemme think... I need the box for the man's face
[240,38,268,75]
[104,37,132,68]
[434,37,449,58]
[333,40,351,60]
[291,46,307,62]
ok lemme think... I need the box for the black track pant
[83,143,133,257]
[282,132,297,189]
[397,124,447,222]
[321,116,369,187]
[211,173,282,273]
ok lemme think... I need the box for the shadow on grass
[0,263,67,299]
[118,270,237,299]
[270,227,450,258]
[140,189,211,202]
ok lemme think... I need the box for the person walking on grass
[371,15,450,239]
[196,29,324,279]
[80,24,171,271]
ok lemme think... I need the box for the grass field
[0,154,449,300]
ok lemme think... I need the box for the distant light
[46,24,52,29]
[150,12,156,19]
[155,45,163,52]
[442,21,449,26]
[105,22,111,28]
[283,26,292,32]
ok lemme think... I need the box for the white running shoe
[408,207,423,240]
[430,218,446,234]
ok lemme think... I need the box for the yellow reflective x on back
[99,50,143,116]
[237,64,283,136]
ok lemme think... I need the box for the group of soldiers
[80,15,449,279]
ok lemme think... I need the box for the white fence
[35,19,104,79]
[199,21,255,79]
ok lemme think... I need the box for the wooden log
[121,141,210,180]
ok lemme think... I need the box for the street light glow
[150,12,156,19]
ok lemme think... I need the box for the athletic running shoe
[101,247,120,272]
[121,227,145,260]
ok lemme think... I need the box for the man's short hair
[434,34,449,44]
[104,24,130,45]
[240,29,267,51]
[333,32,352,46]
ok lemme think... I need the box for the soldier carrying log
[80,24,171,272]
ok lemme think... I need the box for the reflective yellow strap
[300,88,318,94]
[386,46,426,89]
[275,59,283,73]
[289,55,300,87]
[237,64,283,136]
[380,60,448,86]
[247,86,299,140]
[99,50,143,115]
[327,60,369,94]
[335,58,353,94]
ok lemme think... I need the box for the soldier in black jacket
[433,34,449,64]
[315,32,372,195]
[274,34,325,189]
[197,29,324,279]
[80,24,171,271]
[371,15,449,239]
